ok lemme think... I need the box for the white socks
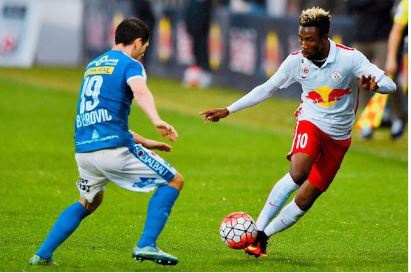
[255,173,300,231]
[264,198,305,236]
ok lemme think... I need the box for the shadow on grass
[216,253,315,268]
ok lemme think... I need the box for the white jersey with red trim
[227,39,396,140]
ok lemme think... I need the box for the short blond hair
[299,7,331,36]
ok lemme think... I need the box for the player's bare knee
[168,172,184,191]
[295,185,321,211]
[289,168,310,185]
[80,192,104,214]
[294,194,313,211]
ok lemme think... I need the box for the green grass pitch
[0,67,407,271]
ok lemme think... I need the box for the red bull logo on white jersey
[305,85,351,108]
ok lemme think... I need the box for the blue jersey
[74,50,146,153]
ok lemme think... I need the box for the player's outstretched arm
[129,77,179,141]
[129,130,172,152]
[199,55,295,124]
[199,108,229,123]
[199,55,294,124]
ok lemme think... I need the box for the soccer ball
[182,65,212,88]
[183,65,202,88]
[219,212,257,249]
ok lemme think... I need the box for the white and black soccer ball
[219,212,257,249]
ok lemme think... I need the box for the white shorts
[75,144,176,202]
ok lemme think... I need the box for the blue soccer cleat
[132,246,178,265]
[29,254,56,266]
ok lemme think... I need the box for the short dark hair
[115,18,151,45]
[299,7,331,36]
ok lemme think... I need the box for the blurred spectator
[229,0,266,14]
[131,0,155,72]
[300,0,347,15]
[229,0,252,13]
[245,0,266,15]
[183,0,213,88]
[346,0,394,139]
[385,0,408,139]
[266,0,287,17]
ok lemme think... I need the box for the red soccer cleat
[244,230,268,257]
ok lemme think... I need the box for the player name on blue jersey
[76,108,113,128]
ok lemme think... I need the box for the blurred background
[0,0,408,138]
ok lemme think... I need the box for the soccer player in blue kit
[30,18,183,266]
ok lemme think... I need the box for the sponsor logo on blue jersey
[88,55,119,67]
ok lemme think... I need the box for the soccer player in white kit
[201,7,396,257]
[30,18,183,266]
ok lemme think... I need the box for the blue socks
[35,186,179,259]
[36,202,89,260]
[137,185,180,248]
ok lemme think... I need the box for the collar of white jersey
[303,39,336,67]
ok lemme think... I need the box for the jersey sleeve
[351,49,385,81]
[247,53,297,97]
[352,49,396,93]
[125,61,147,84]
[263,54,297,90]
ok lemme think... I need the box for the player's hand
[199,108,229,123]
[154,120,178,142]
[360,75,379,91]
[143,139,172,152]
